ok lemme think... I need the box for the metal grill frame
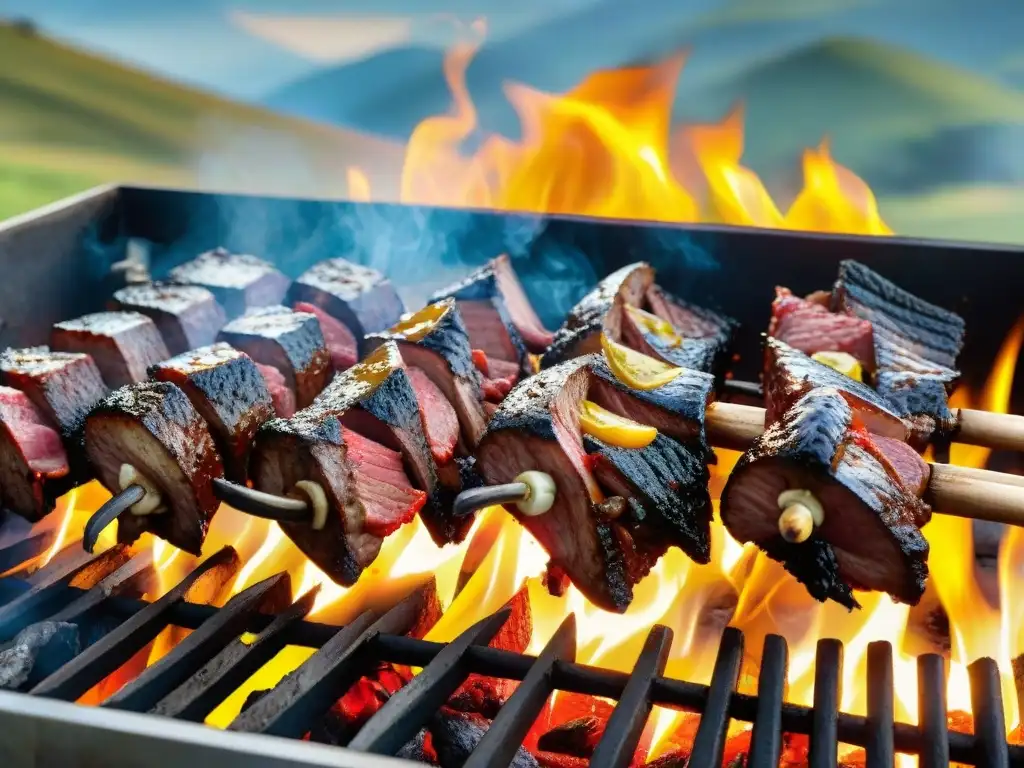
[0,545,1018,768]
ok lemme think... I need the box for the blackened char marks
[84,382,224,555]
[169,248,290,320]
[584,433,713,565]
[111,282,226,355]
[759,537,858,609]
[644,285,738,376]
[150,343,274,483]
[51,312,169,389]
[586,353,715,458]
[479,358,633,612]
[287,257,405,349]
[217,306,332,410]
[542,262,654,368]
[0,347,107,480]
[721,388,930,607]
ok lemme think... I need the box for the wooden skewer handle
[705,401,764,452]
[957,409,1024,453]
[928,463,1024,527]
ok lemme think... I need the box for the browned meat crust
[111,282,226,355]
[169,248,290,319]
[51,312,170,389]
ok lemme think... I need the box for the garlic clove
[778,503,815,543]
[514,471,556,517]
[777,488,824,526]
[119,463,164,516]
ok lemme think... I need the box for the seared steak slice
[111,282,226,355]
[0,386,71,522]
[490,254,555,353]
[584,433,713,566]
[475,358,631,611]
[149,343,274,483]
[255,363,295,418]
[542,263,654,368]
[769,287,875,370]
[52,312,170,389]
[85,382,224,555]
[287,258,405,350]
[292,301,358,371]
[169,248,290,320]
[721,387,931,608]
[367,299,488,449]
[586,353,715,458]
[249,343,440,583]
[620,304,721,374]
[217,306,332,410]
[644,285,738,377]
[404,367,459,466]
[0,347,107,480]
[764,338,907,441]
[833,260,964,444]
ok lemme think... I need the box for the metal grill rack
[0,537,1018,768]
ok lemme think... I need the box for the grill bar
[0,544,1019,768]
[589,625,672,768]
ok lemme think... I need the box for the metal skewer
[211,478,311,523]
[83,484,145,553]
[453,482,530,519]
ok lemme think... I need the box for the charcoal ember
[840,749,866,768]
[532,753,589,768]
[111,282,227,355]
[310,674,393,746]
[0,621,80,691]
[528,693,614,755]
[407,579,444,640]
[51,311,170,389]
[217,306,332,410]
[645,752,688,768]
[287,258,405,350]
[536,716,605,758]
[397,729,439,764]
[448,586,531,717]
[169,248,290,319]
[431,710,539,768]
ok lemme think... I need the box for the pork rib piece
[721,387,931,608]
[763,338,908,443]
[833,260,965,446]
[542,263,654,368]
[476,355,714,612]
[52,312,170,389]
[768,287,875,370]
[0,386,71,522]
[217,305,332,410]
[0,346,107,480]
[367,299,489,450]
[111,282,226,355]
[169,248,290,320]
[85,382,224,556]
[249,342,438,584]
[287,258,405,351]
[292,301,358,372]
[149,343,275,483]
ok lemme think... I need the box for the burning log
[0,621,80,691]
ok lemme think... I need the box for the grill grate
[0,543,1021,768]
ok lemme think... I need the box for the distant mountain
[680,37,1024,195]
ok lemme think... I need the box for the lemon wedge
[579,400,658,448]
[624,304,682,346]
[601,333,683,390]
[811,350,863,381]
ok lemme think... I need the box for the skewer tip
[82,484,146,553]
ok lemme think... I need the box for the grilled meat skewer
[52,312,170,389]
[111,282,226,356]
[169,248,290,320]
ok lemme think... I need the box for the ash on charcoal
[536,716,605,758]
[0,621,79,691]
[397,729,438,765]
[430,710,538,768]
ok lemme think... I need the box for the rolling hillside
[0,23,403,221]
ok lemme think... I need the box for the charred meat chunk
[620,303,722,375]
[217,305,332,410]
[287,258,405,350]
[542,263,654,368]
[111,282,226,355]
[0,386,71,522]
[764,338,908,442]
[644,285,738,376]
[0,347,107,477]
[149,343,275,483]
[292,301,358,372]
[52,312,170,389]
[769,287,875,371]
[249,343,438,583]
[84,382,224,555]
[833,260,964,443]
[430,254,546,372]
[721,387,931,608]
[169,248,290,319]
[367,299,489,449]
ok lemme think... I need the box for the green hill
[0,23,402,221]
[683,36,1024,184]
